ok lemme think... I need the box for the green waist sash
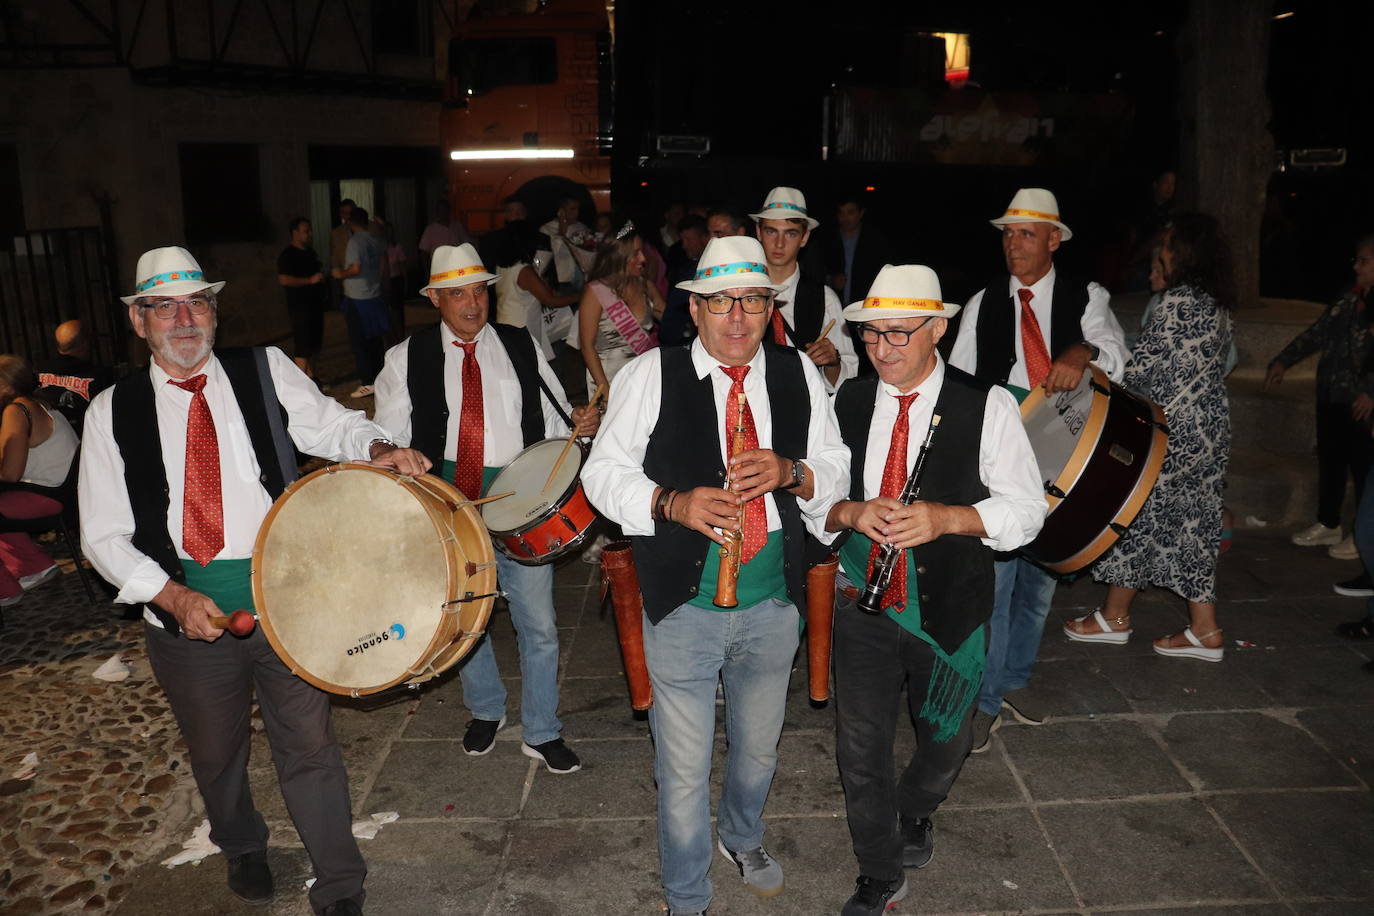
[688,528,787,611]
[179,558,255,615]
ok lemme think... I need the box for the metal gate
[0,227,125,367]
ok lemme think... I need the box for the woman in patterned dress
[1065,213,1235,661]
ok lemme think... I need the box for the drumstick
[543,383,608,492]
[468,490,513,506]
[813,318,837,344]
[209,610,257,636]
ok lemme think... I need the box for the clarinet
[857,414,942,615]
[713,389,748,609]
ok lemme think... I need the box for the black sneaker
[462,716,506,756]
[899,814,934,869]
[1333,573,1374,598]
[842,874,908,915]
[226,850,274,905]
[320,899,363,916]
[522,737,582,773]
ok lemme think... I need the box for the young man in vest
[946,188,1128,751]
[828,265,1045,915]
[372,243,599,775]
[79,247,431,916]
[751,186,858,392]
[581,236,850,916]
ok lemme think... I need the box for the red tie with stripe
[169,375,223,567]
[1018,287,1052,389]
[453,341,484,501]
[719,365,768,563]
[867,392,918,612]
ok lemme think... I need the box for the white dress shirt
[373,322,573,466]
[79,348,391,611]
[948,267,1127,387]
[773,266,858,393]
[583,337,850,540]
[861,358,1046,552]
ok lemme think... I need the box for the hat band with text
[1002,207,1060,222]
[430,264,488,283]
[863,297,944,311]
[763,201,808,216]
[696,261,769,280]
[136,269,207,293]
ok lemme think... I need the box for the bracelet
[665,490,680,523]
[367,437,396,457]
[654,488,675,522]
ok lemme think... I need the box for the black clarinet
[857,414,942,615]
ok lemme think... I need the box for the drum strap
[251,347,299,492]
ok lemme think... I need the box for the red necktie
[719,365,767,563]
[868,392,918,612]
[1018,288,1052,389]
[769,307,789,346]
[453,341,484,501]
[169,375,223,567]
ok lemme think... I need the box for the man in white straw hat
[827,264,1045,915]
[582,235,850,916]
[81,245,431,915]
[750,186,858,392]
[947,187,1128,753]
[373,243,600,775]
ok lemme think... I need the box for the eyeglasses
[1354,256,1374,267]
[142,296,214,319]
[858,319,933,347]
[700,293,773,314]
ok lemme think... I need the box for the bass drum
[1019,364,1169,574]
[252,464,498,696]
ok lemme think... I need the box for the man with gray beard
[78,247,428,915]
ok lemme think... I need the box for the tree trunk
[1176,0,1273,308]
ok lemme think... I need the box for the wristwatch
[783,459,807,490]
[1080,340,1101,360]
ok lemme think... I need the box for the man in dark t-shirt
[36,319,115,432]
[276,217,327,380]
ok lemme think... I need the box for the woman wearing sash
[578,220,664,395]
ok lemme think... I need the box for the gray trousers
[145,623,366,913]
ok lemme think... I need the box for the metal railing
[0,227,125,366]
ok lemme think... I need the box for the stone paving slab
[999,719,1193,801]
[1161,711,1360,791]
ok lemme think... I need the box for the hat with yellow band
[749,186,820,230]
[842,264,961,322]
[120,246,226,305]
[988,187,1073,240]
[676,236,786,295]
[418,243,497,293]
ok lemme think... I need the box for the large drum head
[482,439,581,534]
[253,465,489,695]
[1020,365,1102,492]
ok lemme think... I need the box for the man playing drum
[79,246,431,916]
[373,243,600,774]
[946,188,1128,751]
[826,265,1045,914]
[581,236,850,916]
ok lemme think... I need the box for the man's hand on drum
[153,580,225,642]
[368,443,432,477]
[1042,342,1093,393]
[571,405,601,438]
[667,486,742,545]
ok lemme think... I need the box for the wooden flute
[857,414,941,615]
[713,388,749,608]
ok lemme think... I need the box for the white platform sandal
[1152,627,1224,662]
[1063,609,1131,645]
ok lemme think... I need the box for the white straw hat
[842,264,961,322]
[988,188,1073,240]
[749,186,820,230]
[120,246,226,305]
[675,237,786,295]
[418,243,497,293]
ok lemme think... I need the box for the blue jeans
[978,556,1058,716]
[459,552,562,746]
[1357,467,1374,622]
[641,598,800,914]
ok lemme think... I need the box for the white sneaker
[1291,522,1342,547]
[18,564,59,591]
[348,385,375,399]
[1329,536,1360,560]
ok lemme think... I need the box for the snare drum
[1019,364,1169,574]
[252,464,498,696]
[482,438,598,565]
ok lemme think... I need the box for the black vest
[110,349,296,634]
[833,366,994,655]
[784,277,826,345]
[631,344,810,624]
[406,322,546,473]
[971,272,1091,387]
